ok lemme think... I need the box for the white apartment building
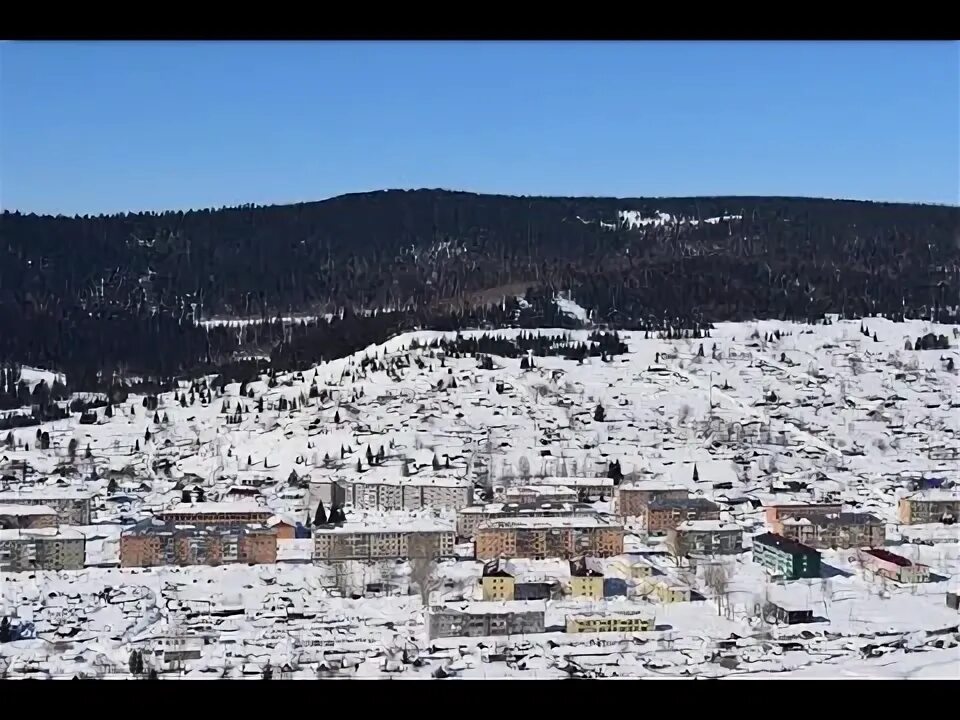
[313,513,456,560]
[344,475,472,512]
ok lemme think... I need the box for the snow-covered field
[1,316,958,679]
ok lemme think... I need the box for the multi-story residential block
[157,501,273,528]
[772,512,884,550]
[607,555,654,580]
[898,491,960,525]
[568,557,603,600]
[456,501,596,538]
[643,497,721,534]
[639,576,692,603]
[502,485,579,505]
[427,601,546,639]
[615,482,688,517]
[0,490,92,525]
[497,477,613,501]
[857,548,930,583]
[0,504,58,530]
[566,612,653,634]
[763,502,843,523]
[474,516,624,561]
[752,532,821,580]
[481,560,516,601]
[313,515,456,561]
[667,520,743,557]
[345,475,472,512]
[120,519,278,567]
[0,527,86,571]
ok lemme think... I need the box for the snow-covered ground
[1,316,958,679]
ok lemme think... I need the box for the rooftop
[460,501,595,516]
[478,515,623,531]
[674,520,742,533]
[525,477,614,488]
[647,497,720,511]
[0,526,86,541]
[780,512,882,527]
[0,503,58,516]
[753,532,820,558]
[313,513,455,535]
[158,502,272,516]
[431,600,546,616]
[0,489,93,501]
[568,611,653,622]
[861,548,922,568]
[348,475,471,488]
[122,518,276,538]
[907,490,960,503]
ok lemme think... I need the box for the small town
[1,317,957,679]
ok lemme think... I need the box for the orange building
[475,516,624,561]
[643,497,720,534]
[120,518,277,567]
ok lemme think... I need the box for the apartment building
[568,557,604,600]
[667,520,743,557]
[0,527,86,571]
[313,515,456,561]
[0,504,58,530]
[345,475,472,512]
[156,502,273,528]
[752,532,821,580]
[643,497,721,534]
[0,490,92,525]
[427,601,546,639]
[120,519,278,567]
[639,576,692,603]
[474,516,624,561]
[763,502,844,524]
[502,485,579,505]
[566,612,653,634]
[857,548,930,583]
[615,482,688,517]
[898,490,960,525]
[772,512,884,550]
[456,501,596,538]
[498,477,613,500]
[481,560,516,601]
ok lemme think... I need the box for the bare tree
[664,531,684,567]
[407,533,441,606]
[677,404,691,425]
[517,455,530,479]
[703,563,729,616]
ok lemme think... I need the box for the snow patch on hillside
[554,295,589,323]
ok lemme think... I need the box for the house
[772,512,884,550]
[568,557,603,600]
[614,482,688,517]
[643,497,721,534]
[427,601,546,639]
[762,600,813,625]
[752,532,821,580]
[474,516,624,561]
[0,527,86,571]
[667,520,743,557]
[898,490,960,525]
[566,611,653,634]
[607,556,654,580]
[857,548,930,583]
[481,560,516,601]
[643,576,692,603]
[120,519,278,567]
[267,514,298,540]
[0,504,58,530]
[763,502,843,523]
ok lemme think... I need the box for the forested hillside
[2,189,957,391]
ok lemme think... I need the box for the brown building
[267,515,298,540]
[857,548,930,583]
[120,518,278,567]
[615,483,688,518]
[771,513,884,550]
[156,501,272,528]
[643,497,721,535]
[0,504,58,530]
[897,491,960,525]
[764,502,844,524]
[475,516,624,561]
[667,520,743,557]
[456,501,596,538]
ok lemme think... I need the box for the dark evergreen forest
[2,189,957,393]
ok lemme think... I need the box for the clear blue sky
[2,41,957,215]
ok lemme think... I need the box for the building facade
[898,491,960,525]
[120,519,278,567]
[615,484,688,517]
[345,476,473,512]
[857,548,930,583]
[0,527,85,571]
[474,516,624,561]
[667,520,743,556]
[0,491,92,525]
[481,560,516,601]
[427,601,546,639]
[643,497,721,534]
[566,612,653,634]
[157,502,273,528]
[568,558,604,600]
[752,532,821,580]
[313,520,456,561]
[456,501,596,538]
[771,513,884,550]
[0,504,58,530]
[763,502,844,523]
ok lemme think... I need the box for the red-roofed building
[857,548,930,583]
